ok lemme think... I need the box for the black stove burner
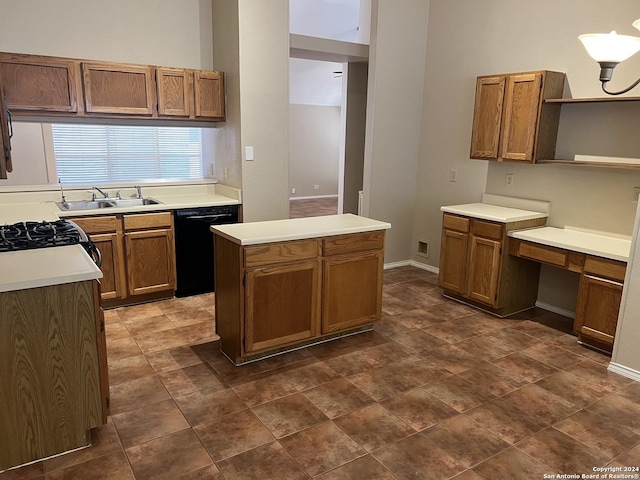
[0,220,83,252]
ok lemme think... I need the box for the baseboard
[534,301,575,319]
[383,259,439,274]
[289,194,338,201]
[608,362,640,382]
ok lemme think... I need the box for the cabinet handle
[7,108,12,139]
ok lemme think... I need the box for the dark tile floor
[289,197,338,218]
[3,266,639,480]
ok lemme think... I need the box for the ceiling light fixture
[579,19,640,95]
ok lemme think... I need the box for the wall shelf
[537,159,640,169]
[544,96,640,104]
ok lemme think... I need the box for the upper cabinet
[0,51,225,123]
[470,70,565,163]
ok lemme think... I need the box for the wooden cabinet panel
[472,219,503,240]
[92,281,110,422]
[0,281,105,470]
[584,256,626,282]
[500,73,542,161]
[322,251,383,333]
[90,232,125,301]
[123,212,173,230]
[157,67,190,117]
[82,62,155,115]
[516,240,567,267]
[323,231,384,256]
[467,235,501,306]
[0,80,11,179]
[194,71,224,119]
[442,213,469,233]
[0,53,78,112]
[125,228,176,296]
[470,76,505,159]
[438,229,468,294]
[244,239,319,268]
[245,260,321,353]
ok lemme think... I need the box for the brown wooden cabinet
[156,67,191,117]
[574,256,626,353]
[439,213,547,316]
[0,280,108,470]
[0,79,11,179]
[70,212,175,306]
[194,70,225,120]
[215,230,386,364]
[470,70,565,163]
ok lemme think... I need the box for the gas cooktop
[0,220,84,252]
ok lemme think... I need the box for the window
[52,124,204,184]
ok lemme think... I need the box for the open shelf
[544,96,640,104]
[537,159,640,169]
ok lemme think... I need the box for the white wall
[289,104,340,198]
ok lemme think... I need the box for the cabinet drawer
[323,231,385,256]
[443,214,469,233]
[584,256,626,282]
[70,215,119,234]
[123,212,172,231]
[514,240,567,267]
[244,239,320,268]
[472,219,503,240]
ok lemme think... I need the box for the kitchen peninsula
[211,214,391,365]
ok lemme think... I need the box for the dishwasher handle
[183,213,235,221]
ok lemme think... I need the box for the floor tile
[414,302,475,324]
[231,374,298,407]
[47,450,135,480]
[363,342,414,364]
[554,409,640,459]
[0,462,44,480]
[347,366,417,401]
[381,387,458,431]
[216,441,308,480]
[125,429,212,480]
[509,319,566,341]
[458,363,528,396]
[472,447,549,480]
[372,433,465,480]
[323,350,381,376]
[453,336,513,362]
[174,387,247,427]
[112,399,189,448]
[608,443,640,468]
[464,397,547,444]
[333,403,415,452]
[166,306,215,327]
[385,356,452,387]
[424,375,496,412]
[586,392,640,436]
[158,363,226,397]
[109,374,171,415]
[106,336,143,363]
[156,297,205,315]
[502,383,579,424]
[280,421,365,476]
[145,345,204,373]
[565,360,633,394]
[517,427,609,473]
[449,313,510,335]
[133,328,190,354]
[390,329,445,352]
[175,464,223,480]
[108,355,155,386]
[178,322,219,345]
[491,352,558,382]
[303,378,375,418]
[314,455,395,479]
[484,328,539,352]
[122,313,175,336]
[251,393,328,438]
[193,409,274,462]
[281,361,342,391]
[536,371,608,408]
[420,344,485,374]
[452,470,485,480]
[116,303,164,322]
[105,321,131,341]
[424,320,478,343]
[423,415,509,468]
[520,342,583,369]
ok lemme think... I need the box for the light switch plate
[245,146,254,161]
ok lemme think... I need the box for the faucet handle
[135,185,142,199]
[86,189,97,201]
[115,189,122,200]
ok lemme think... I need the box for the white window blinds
[52,124,203,184]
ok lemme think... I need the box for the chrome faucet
[88,186,110,201]
[58,178,67,204]
[135,185,142,199]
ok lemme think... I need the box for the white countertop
[509,227,631,262]
[211,214,391,245]
[0,245,103,293]
[441,203,548,223]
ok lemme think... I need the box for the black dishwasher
[173,205,239,297]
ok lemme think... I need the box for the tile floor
[3,266,639,480]
[289,197,338,218]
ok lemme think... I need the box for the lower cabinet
[215,230,385,364]
[71,212,176,306]
[574,256,626,353]
[0,280,108,470]
[439,213,546,315]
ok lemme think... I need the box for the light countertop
[441,203,548,223]
[211,214,391,245]
[509,227,631,263]
[0,245,103,293]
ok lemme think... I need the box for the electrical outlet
[208,164,214,176]
[223,167,229,179]
[313,184,320,190]
[449,169,457,182]
[291,187,296,195]
[505,173,514,187]
[634,187,640,202]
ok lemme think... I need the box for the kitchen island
[211,214,391,365]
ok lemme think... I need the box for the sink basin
[56,200,116,211]
[55,197,163,211]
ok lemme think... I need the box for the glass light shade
[579,31,640,63]
[634,18,640,31]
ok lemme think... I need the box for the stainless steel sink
[55,197,163,211]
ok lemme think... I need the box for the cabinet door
[0,53,78,112]
[467,235,502,306]
[0,81,10,179]
[91,232,126,301]
[245,260,321,353]
[438,229,469,294]
[82,62,155,115]
[194,71,224,119]
[470,76,505,159]
[157,67,191,117]
[125,228,176,296]
[92,281,110,422]
[322,251,383,334]
[500,73,542,162]
[574,274,622,352]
